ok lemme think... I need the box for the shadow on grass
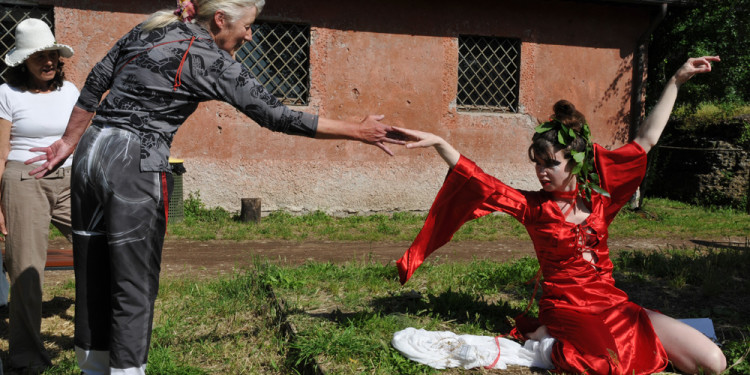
[0,296,75,371]
[613,243,750,374]
[613,244,749,344]
[690,238,750,252]
[303,288,531,335]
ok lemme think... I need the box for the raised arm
[26,105,94,178]
[392,126,460,168]
[633,56,720,153]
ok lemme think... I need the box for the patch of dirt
[43,235,742,286]
[44,238,535,286]
[158,238,537,276]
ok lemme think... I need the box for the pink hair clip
[174,0,197,23]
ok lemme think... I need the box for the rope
[522,268,543,315]
[173,36,196,91]
[484,336,503,369]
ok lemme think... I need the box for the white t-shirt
[0,81,79,167]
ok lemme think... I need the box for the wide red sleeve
[397,155,529,284]
[594,142,648,224]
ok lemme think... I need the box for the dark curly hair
[528,100,588,164]
[2,60,66,92]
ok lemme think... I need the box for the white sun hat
[3,18,74,67]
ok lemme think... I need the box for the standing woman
[0,18,78,373]
[27,0,402,374]
[394,56,726,374]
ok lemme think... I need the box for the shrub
[183,192,232,222]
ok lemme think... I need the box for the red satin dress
[397,142,669,374]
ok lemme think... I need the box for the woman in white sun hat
[0,17,78,373]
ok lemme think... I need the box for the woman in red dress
[395,56,726,375]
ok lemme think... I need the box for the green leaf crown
[534,119,610,200]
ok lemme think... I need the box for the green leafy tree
[648,0,750,106]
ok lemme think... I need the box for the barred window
[235,22,310,106]
[457,35,521,113]
[1,3,55,80]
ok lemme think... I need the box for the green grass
[32,196,749,374]
[147,268,289,374]
[28,246,749,374]
[266,246,749,374]
[167,192,533,242]
[164,196,750,242]
[267,259,536,374]
[611,198,750,239]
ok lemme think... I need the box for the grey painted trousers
[71,125,172,374]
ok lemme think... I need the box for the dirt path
[43,235,744,286]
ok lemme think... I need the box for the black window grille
[1,3,54,80]
[235,22,310,106]
[457,35,521,113]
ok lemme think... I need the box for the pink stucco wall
[48,0,653,213]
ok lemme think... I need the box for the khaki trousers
[1,160,72,369]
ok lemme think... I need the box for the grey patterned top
[77,21,318,172]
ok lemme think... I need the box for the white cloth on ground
[392,327,555,370]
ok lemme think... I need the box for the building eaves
[581,0,696,5]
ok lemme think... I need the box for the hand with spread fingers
[26,138,75,178]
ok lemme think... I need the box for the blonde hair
[142,0,265,30]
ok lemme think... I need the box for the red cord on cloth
[551,187,578,217]
[551,188,577,201]
[117,37,195,73]
[173,36,196,91]
[484,336,503,369]
[523,268,543,314]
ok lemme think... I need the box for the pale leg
[645,309,726,374]
[525,325,549,341]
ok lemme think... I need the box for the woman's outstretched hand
[356,114,407,156]
[391,126,461,168]
[391,126,443,149]
[674,56,720,85]
[316,114,407,156]
[25,138,76,179]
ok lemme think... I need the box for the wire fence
[235,22,310,106]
